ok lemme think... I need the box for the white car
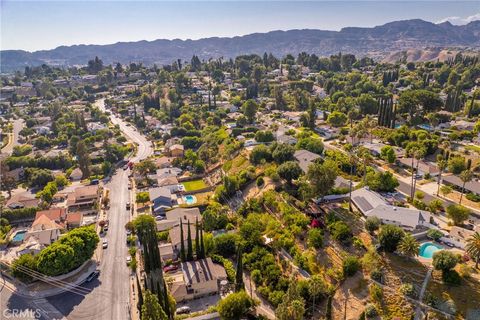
[175,306,191,315]
[126,256,132,265]
[102,240,108,249]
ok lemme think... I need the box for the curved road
[46,99,153,320]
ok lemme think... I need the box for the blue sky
[1,1,479,51]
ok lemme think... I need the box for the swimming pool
[183,195,197,205]
[419,242,443,259]
[12,230,27,243]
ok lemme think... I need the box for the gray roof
[149,187,172,201]
[442,175,480,194]
[351,187,431,230]
[181,258,227,285]
[294,149,321,173]
[165,207,202,224]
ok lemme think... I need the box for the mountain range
[2,19,480,72]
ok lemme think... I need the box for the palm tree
[436,157,447,196]
[459,170,474,205]
[398,233,420,258]
[466,232,480,268]
[357,146,372,184]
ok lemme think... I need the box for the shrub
[427,229,443,241]
[466,193,480,202]
[369,283,383,303]
[441,270,462,285]
[378,224,405,252]
[329,221,352,244]
[365,304,377,317]
[251,269,262,285]
[399,283,415,298]
[370,268,383,283]
[307,228,323,249]
[365,216,380,234]
[343,256,361,277]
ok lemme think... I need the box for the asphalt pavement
[46,99,153,320]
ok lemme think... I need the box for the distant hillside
[2,19,480,71]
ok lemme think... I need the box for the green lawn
[182,179,208,191]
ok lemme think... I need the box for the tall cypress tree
[195,218,200,259]
[163,281,172,320]
[136,273,143,313]
[180,219,186,262]
[235,247,244,292]
[187,220,193,261]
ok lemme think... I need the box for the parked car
[126,256,132,265]
[102,240,108,249]
[163,265,178,273]
[85,270,100,282]
[123,165,129,170]
[175,306,191,315]
[126,202,131,210]
[126,229,132,236]
[155,215,166,221]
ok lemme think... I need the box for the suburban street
[46,99,153,320]
[1,118,25,154]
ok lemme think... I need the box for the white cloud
[436,13,480,25]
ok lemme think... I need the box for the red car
[163,265,178,273]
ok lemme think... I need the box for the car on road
[155,215,166,221]
[128,183,132,190]
[126,256,132,265]
[102,240,108,249]
[126,202,131,210]
[123,165,129,170]
[175,306,191,315]
[126,229,132,236]
[85,270,100,282]
[163,265,178,273]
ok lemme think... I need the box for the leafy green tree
[242,99,258,123]
[465,232,480,268]
[249,145,272,164]
[327,111,347,127]
[380,146,396,163]
[136,192,150,204]
[213,233,239,258]
[397,233,419,258]
[36,243,76,276]
[378,225,405,252]
[296,138,324,155]
[448,156,466,174]
[276,280,305,320]
[271,143,295,164]
[76,140,91,179]
[329,221,352,243]
[202,202,229,231]
[217,290,255,320]
[428,199,443,214]
[306,160,337,200]
[446,204,470,226]
[141,290,167,320]
[277,161,302,184]
[432,250,458,272]
[427,229,444,241]
[12,253,37,281]
[365,171,399,192]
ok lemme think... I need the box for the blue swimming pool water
[183,195,197,205]
[12,230,27,242]
[419,242,443,259]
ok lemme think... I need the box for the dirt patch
[332,273,369,320]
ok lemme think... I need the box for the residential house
[149,187,175,214]
[66,185,100,214]
[169,144,185,158]
[35,208,67,227]
[157,176,182,193]
[154,156,175,169]
[157,207,202,231]
[69,168,83,181]
[442,175,480,196]
[27,214,63,245]
[294,149,321,173]
[159,243,174,263]
[6,194,39,210]
[446,226,476,249]
[169,222,196,253]
[169,258,227,302]
[351,187,435,231]
[66,212,84,229]
[398,158,440,177]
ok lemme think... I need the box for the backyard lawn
[182,179,208,191]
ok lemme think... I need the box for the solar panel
[353,196,373,213]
